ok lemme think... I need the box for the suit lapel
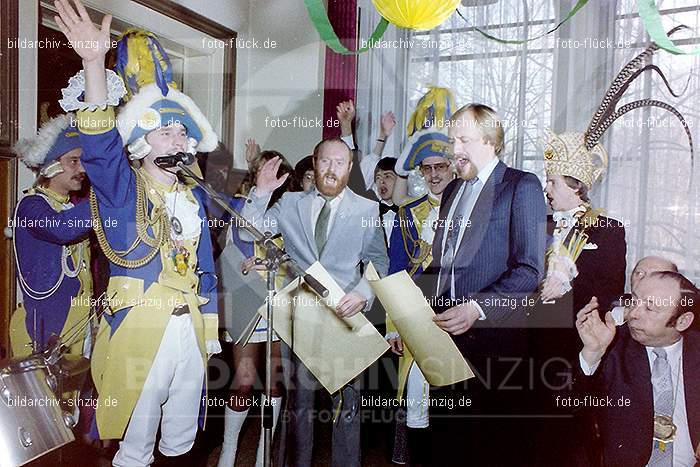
[297,192,318,257]
[454,161,508,259]
[621,331,654,452]
[322,190,353,258]
[432,179,463,265]
[683,333,700,452]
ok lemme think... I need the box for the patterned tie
[439,178,479,293]
[315,197,331,255]
[648,347,673,467]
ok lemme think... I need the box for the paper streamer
[637,0,699,55]
[304,0,390,55]
[456,0,589,45]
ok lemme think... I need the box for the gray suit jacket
[240,187,389,306]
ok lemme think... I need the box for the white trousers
[406,362,429,429]
[113,314,205,467]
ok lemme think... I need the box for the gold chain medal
[653,414,677,451]
[165,191,190,277]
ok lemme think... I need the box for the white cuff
[578,352,600,376]
[206,339,222,356]
[470,300,486,320]
[549,269,573,296]
[341,134,356,150]
[59,69,127,112]
[385,331,400,341]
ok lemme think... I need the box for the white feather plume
[116,84,218,153]
[14,113,75,169]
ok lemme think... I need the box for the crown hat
[113,29,217,158]
[13,113,81,178]
[544,26,693,190]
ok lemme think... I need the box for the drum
[0,356,75,466]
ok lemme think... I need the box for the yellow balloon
[371,0,461,30]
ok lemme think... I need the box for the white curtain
[355,0,410,160]
[354,0,700,282]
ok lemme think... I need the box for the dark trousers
[430,353,537,467]
[286,352,361,467]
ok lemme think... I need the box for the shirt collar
[140,167,179,193]
[427,191,441,206]
[314,187,346,204]
[553,205,588,224]
[476,157,499,186]
[35,186,70,204]
[646,336,684,363]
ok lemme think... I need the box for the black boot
[407,427,431,466]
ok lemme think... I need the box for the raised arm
[55,0,133,207]
[239,157,288,240]
[359,111,397,191]
[54,0,111,104]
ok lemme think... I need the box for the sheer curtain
[355,0,699,282]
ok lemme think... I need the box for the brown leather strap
[172,304,190,316]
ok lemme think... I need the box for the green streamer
[458,0,589,45]
[638,0,700,55]
[304,0,390,55]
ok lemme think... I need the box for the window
[605,0,700,280]
[406,1,555,174]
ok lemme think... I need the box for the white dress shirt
[380,203,396,247]
[580,337,694,467]
[310,188,346,239]
[436,157,500,319]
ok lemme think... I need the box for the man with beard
[421,104,547,466]
[240,137,389,467]
[384,131,454,465]
[10,113,94,358]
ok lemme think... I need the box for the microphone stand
[176,162,328,467]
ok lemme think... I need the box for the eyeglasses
[419,162,451,175]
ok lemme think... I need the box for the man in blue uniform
[55,2,220,465]
[10,113,93,358]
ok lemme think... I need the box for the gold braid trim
[90,169,169,268]
[398,206,432,277]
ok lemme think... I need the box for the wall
[176,0,326,167]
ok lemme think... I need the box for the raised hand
[575,297,616,366]
[54,0,112,64]
[379,111,396,138]
[244,138,261,167]
[255,157,289,196]
[336,100,356,126]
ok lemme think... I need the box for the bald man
[612,256,679,325]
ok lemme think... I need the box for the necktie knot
[653,347,668,360]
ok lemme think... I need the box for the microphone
[154,152,194,168]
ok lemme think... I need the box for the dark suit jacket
[420,160,547,359]
[575,327,700,467]
[532,215,627,365]
[556,215,627,316]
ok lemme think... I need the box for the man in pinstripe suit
[422,104,547,466]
